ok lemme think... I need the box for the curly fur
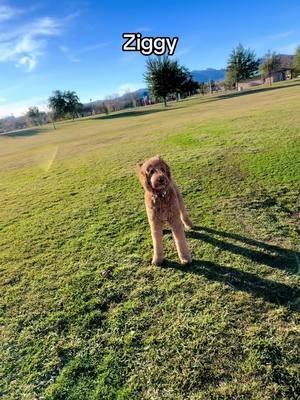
[138,155,193,265]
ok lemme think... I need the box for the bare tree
[260,51,281,85]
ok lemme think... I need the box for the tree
[172,63,188,100]
[259,51,281,85]
[26,107,44,126]
[208,80,216,94]
[177,67,199,98]
[48,90,67,122]
[122,90,140,108]
[144,57,197,106]
[144,56,181,106]
[294,46,300,74]
[226,44,259,88]
[225,68,237,89]
[48,90,82,124]
[64,91,82,120]
[199,82,206,95]
[26,107,40,125]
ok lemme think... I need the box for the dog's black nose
[158,175,165,183]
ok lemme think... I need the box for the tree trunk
[163,97,167,107]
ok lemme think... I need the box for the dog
[138,155,193,265]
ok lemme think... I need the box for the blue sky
[0,0,300,116]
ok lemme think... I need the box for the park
[1,79,299,399]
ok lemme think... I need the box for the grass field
[1,80,300,400]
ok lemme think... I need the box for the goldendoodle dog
[138,155,193,266]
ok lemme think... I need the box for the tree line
[24,44,300,120]
[146,45,300,106]
[1,44,299,133]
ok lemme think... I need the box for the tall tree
[226,44,259,88]
[64,91,82,120]
[294,46,300,74]
[48,90,82,123]
[259,51,281,85]
[48,90,67,121]
[177,67,199,98]
[26,107,42,126]
[144,57,196,106]
[199,82,206,95]
[144,56,180,106]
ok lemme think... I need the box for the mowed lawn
[1,81,300,400]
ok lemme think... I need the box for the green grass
[1,80,300,399]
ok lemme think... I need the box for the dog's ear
[136,160,144,175]
[137,159,144,169]
[137,160,152,191]
[137,161,146,182]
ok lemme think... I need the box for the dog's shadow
[162,226,300,310]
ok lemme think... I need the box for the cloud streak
[118,83,141,96]
[59,41,112,63]
[269,30,296,40]
[0,96,46,118]
[0,5,77,72]
[248,30,298,54]
[0,4,21,21]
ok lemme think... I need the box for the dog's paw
[183,218,193,230]
[184,222,193,230]
[152,256,164,266]
[180,256,192,265]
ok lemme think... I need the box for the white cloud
[77,41,112,54]
[0,4,21,21]
[59,41,111,63]
[118,83,141,96]
[0,97,47,118]
[16,55,37,71]
[249,30,298,55]
[0,6,77,71]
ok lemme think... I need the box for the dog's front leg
[171,220,192,264]
[175,187,193,230]
[149,220,164,266]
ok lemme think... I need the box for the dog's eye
[147,168,154,176]
[161,167,165,173]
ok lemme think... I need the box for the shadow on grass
[163,226,300,309]
[209,81,300,103]
[91,106,184,121]
[0,128,43,137]
[187,226,300,275]
[164,258,299,309]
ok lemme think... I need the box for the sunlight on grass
[1,80,300,399]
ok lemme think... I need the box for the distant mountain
[83,54,295,108]
[191,68,226,83]
[134,88,149,97]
